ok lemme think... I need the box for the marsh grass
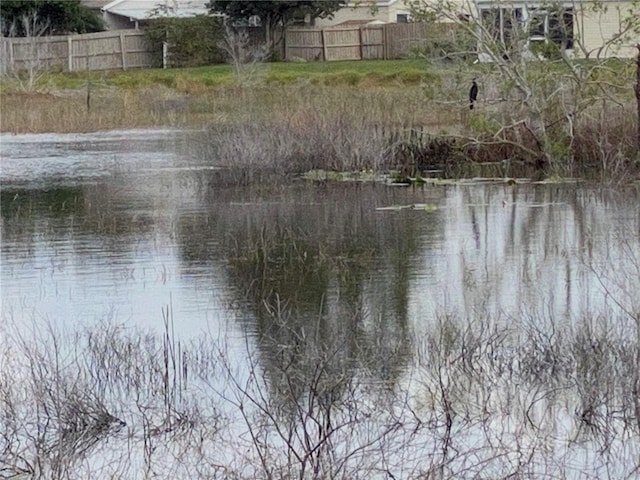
[0,59,448,134]
[2,301,639,479]
[2,59,638,180]
[1,81,453,138]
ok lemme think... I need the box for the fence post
[120,32,127,70]
[11,37,15,71]
[163,41,169,68]
[67,36,73,71]
[4,37,15,73]
[321,28,328,61]
[383,24,389,60]
[358,27,363,60]
[0,37,8,74]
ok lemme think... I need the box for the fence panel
[124,32,153,69]
[385,23,430,59]
[71,32,121,70]
[283,23,430,61]
[7,36,68,72]
[285,29,324,61]
[1,30,152,73]
[361,26,385,60]
[323,28,361,61]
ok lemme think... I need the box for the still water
[1,129,639,478]
[2,130,638,335]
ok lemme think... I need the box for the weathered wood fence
[0,23,430,74]
[285,23,430,61]
[0,29,152,74]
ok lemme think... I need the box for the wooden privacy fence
[284,23,431,61]
[0,29,152,74]
[0,22,431,74]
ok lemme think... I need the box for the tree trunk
[636,45,640,154]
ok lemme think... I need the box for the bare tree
[410,0,640,177]
[220,23,270,86]
[2,11,51,91]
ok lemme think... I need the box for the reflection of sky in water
[1,130,230,337]
[1,130,639,478]
[408,186,639,330]
[0,129,202,188]
[1,130,639,341]
[1,235,228,335]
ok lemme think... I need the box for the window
[550,8,573,49]
[528,10,545,38]
[481,8,501,41]
[503,8,523,44]
[396,14,409,23]
[528,7,573,49]
[480,8,523,46]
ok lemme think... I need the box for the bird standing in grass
[469,79,478,110]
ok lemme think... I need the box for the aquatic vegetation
[2,301,639,479]
[2,130,640,477]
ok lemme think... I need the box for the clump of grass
[322,70,363,86]
[265,71,308,84]
[204,108,400,182]
[384,68,425,84]
[572,107,638,180]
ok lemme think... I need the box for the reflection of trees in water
[0,184,164,268]
[430,185,640,323]
[176,184,435,399]
[1,187,86,259]
[232,190,415,400]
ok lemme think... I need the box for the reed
[2,304,639,479]
[0,80,453,135]
[2,59,637,180]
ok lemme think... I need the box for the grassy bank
[1,59,429,93]
[1,58,638,180]
[0,59,436,134]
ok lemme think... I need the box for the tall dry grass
[2,73,637,180]
[0,81,456,135]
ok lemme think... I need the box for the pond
[1,130,639,479]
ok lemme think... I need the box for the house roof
[101,0,210,21]
[345,0,399,6]
[81,0,112,9]
[333,19,386,27]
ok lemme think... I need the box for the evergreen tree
[207,0,345,43]
[1,0,104,36]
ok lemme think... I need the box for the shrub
[145,16,226,68]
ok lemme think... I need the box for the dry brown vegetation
[0,83,460,135]
[1,58,638,181]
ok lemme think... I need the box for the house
[470,0,639,59]
[81,0,112,10]
[97,0,210,29]
[314,0,413,27]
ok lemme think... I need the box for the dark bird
[469,79,478,110]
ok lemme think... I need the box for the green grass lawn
[3,56,631,94]
[2,59,434,92]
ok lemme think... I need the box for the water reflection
[2,131,640,478]
[2,132,639,341]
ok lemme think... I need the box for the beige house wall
[468,0,639,58]
[575,2,639,58]
[315,0,412,26]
